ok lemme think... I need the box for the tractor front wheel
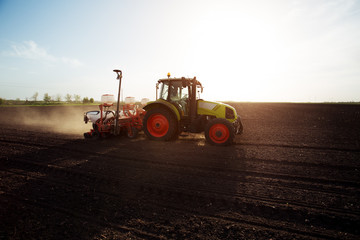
[143,108,177,141]
[205,118,235,146]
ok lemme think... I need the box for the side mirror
[156,82,160,100]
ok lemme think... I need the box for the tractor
[143,73,243,145]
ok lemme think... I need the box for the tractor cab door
[159,80,190,116]
[169,81,189,116]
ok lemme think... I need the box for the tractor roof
[158,77,202,86]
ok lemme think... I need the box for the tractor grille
[225,107,235,119]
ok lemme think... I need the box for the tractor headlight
[225,107,235,119]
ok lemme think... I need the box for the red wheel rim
[209,123,229,143]
[147,113,169,137]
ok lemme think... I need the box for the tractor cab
[156,77,203,118]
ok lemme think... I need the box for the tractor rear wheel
[205,118,235,146]
[143,108,177,141]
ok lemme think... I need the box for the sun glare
[188,5,294,102]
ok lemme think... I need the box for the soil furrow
[3,169,354,240]
[2,103,360,239]
[239,141,360,152]
[2,138,358,189]
[2,156,359,230]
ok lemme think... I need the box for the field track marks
[238,141,360,152]
[2,137,359,204]
[2,158,359,232]
[3,169,355,240]
[2,143,359,199]
[2,193,167,240]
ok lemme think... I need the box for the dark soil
[0,103,359,239]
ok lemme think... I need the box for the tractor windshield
[169,81,188,101]
[159,80,188,101]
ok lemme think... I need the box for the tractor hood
[197,100,239,123]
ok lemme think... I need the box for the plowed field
[1,103,359,239]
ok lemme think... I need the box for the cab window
[160,82,169,100]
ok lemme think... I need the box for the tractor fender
[143,100,181,121]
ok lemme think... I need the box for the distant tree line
[39,92,94,104]
[0,92,95,105]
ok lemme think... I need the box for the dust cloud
[0,105,97,136]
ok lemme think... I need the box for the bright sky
[1,0,359,102]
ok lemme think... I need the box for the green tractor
[143,74,243,145]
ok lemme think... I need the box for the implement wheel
[205,118,235,146]
[143,108,177,141]
[127,127,139,139]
